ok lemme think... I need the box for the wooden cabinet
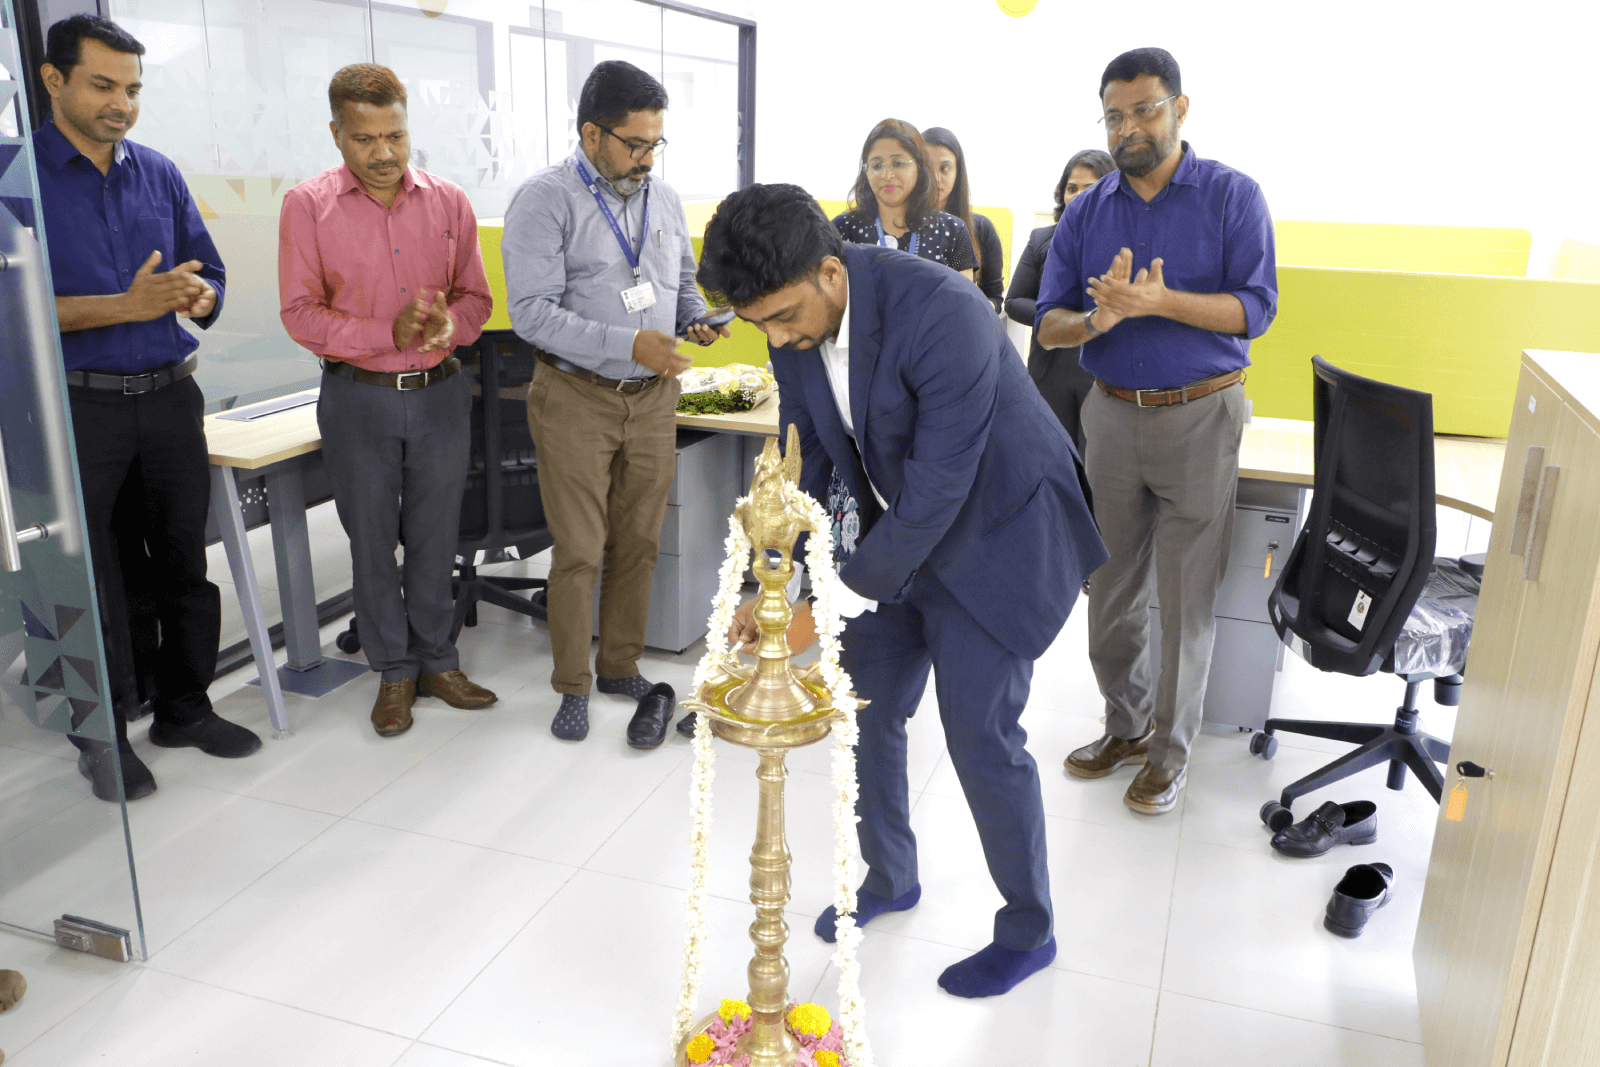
[1415,350,1600,1067]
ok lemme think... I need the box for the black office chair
[334,333,552,653]
[1252,356,1478,818]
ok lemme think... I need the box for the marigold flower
[718,998,751,1023]
[814,1052,841,1067]
[685,1033,716,1063]
[787,1002,832,1039]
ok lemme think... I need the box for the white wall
[743,0,1600,277]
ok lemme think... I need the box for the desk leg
[264,467,323,673]
[211,465,290,737]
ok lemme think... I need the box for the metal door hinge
[54,915,133,962]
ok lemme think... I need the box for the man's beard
[1113,131,1177,178]
[605,162,651,195]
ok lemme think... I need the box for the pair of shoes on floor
[1064,729,1186,815]
[0,967,25,1065]
[1268,799,1378,857]
[814,885,1055,997]
[78,711,262,802]
[375,671,498,737]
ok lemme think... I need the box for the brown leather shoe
[1124,764,1187,815]
[417,669,498,709]
[1065,727,1155,779]
[371,679,416,737]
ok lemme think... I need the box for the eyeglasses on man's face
[864,158,915,177]
[1099,95,1176,133]
[599,125,667,160]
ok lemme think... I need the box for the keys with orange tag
[1263,540,1279,578]
[1445,780,1468,822]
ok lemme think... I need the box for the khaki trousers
[1082,382,1247,772]
[525,361,680,694]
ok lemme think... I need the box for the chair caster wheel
[335,627,361,654]
[1249,731,1278,759]
[1260,800,1292,832]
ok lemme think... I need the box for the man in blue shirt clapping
[1037,47,1278,816]
[34,15,261,802]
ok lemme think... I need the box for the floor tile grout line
[408,859,589,1049]
[1148,817,1191,1067]
[1154,987,1428,1045]
[15,953,427,1060]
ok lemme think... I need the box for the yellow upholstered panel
[1247,266,1600,437]
[1552,238,1600,281]
[1275,221,1531,277]
[478,223,512,332]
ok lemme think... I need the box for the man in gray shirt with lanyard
[502,60,726,747]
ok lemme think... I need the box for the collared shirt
[33,122,227,374]
[278,163,493,372]
[500,149,707,380]
[1035,142,1277,390]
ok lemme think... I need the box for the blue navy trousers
[840,568,1053,951]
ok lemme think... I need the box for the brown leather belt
[1096,369,1245,408]
[65,355,198,394]
[536,350,660,395]
[322,356,460,390]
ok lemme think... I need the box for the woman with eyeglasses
[832,118,978,280]
[922,126,1003,313]
[1005,148,1116,452]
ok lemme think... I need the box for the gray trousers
[317,366,471,683]
[1082,382,1247,771]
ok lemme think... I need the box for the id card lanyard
[574,156,654,313]
[874,217,919,256]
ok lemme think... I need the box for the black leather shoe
[626,683,676,749]
[1324,862,1394,938]
[148,712,263,758]
[77,740,157,802]
[676,711,697,738]
[1272,800,1378,858]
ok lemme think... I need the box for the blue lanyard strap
[574,157,650,283]
[874,217,918,257]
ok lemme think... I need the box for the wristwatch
[1083,308,1108,337]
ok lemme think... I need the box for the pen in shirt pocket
[444,230,456,290]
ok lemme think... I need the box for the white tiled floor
[0,509,1453,1065]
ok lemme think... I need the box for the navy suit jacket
[772,243,1108,661]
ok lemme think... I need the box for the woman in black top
[832,118,978,277]
[922,126,1004,313]
[1006,148,1116,452]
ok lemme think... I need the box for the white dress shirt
[803,284,879,618]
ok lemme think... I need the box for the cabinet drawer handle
[1509,445,1544,556]
[1524,465,1560,581]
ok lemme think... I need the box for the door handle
[1524,465,1560,581]
[1509,445,1544,556]
[0,240,83,569]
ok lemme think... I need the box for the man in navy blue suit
[699,184,1107,998]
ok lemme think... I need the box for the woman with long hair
[922,126,1003,312]
[1005,148,1116,452]
[833,118,978,280]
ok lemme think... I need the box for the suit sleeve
[840,285,997,603]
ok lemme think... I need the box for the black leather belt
[322,356,460,390]
[64,355,198,394]
[536,350,659,394]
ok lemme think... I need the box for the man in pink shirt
[278,63,497,737]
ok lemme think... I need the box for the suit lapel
[844,244,882,466]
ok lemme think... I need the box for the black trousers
[68,374,221,744]
[1027,342,1096,456]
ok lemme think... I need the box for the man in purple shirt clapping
[1036,47,1278,816]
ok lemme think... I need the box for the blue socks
[551,694,589,740]
[814,884,922,943]
[597,674,655,700]
[937,938,1057,998]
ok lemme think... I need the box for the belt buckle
[615,377,643,393]
[1135,388,1150,408]
[396,369,427,391]
[122,373,153,395]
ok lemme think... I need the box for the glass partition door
[0,0,145,961]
